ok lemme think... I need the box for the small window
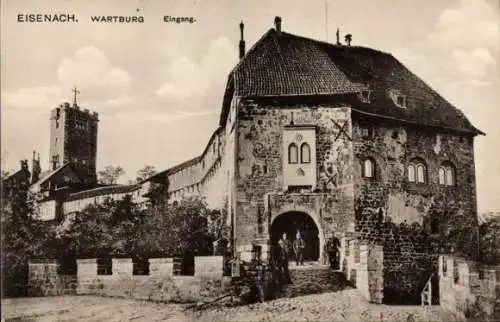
[360,126,372,138]
[396,95,407,108]
[300,143,311,163]
[407,164,416,182]
[417,164,426,183]
[439,162,456,186]
[288,143,298,164]
[438,167,445,185]
[360,90,371,103]
[363,158,375,178]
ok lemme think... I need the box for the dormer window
[360,90,372,103]
[396,95,407,108]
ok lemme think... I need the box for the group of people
[273,230,341,285]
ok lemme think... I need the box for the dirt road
[3,293,463,322]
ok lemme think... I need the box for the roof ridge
[280,30,393,56]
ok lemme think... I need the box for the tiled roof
[220,28,483,135]
[66,184,141,201]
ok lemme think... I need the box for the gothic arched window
[288,143,298,164]
[439,162,456,186]
[363,158,375,178]
[300,143,311,164]
[408,158,427,184]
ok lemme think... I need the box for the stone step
[278,266,353,299]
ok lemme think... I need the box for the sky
[1,0,499,213]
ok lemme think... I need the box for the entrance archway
[270,211,320,261]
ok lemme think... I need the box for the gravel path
[190,289,463,322]
[3,293,463,322]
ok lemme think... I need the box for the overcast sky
[1,0,499,213]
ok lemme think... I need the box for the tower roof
[219,28,483,135]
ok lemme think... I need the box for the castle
[4,17,484,303]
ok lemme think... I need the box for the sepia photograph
[1,0,499,321]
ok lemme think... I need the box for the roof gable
[31,163,83,190]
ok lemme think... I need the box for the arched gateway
[270,211,323,262]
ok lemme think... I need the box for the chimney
[345,34,352,46]
[274,16,282,34]
[336,28,340,45]
[20,159,28,171]
[31,150,41,184]
[239,21,245,59]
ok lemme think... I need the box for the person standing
[293,231,305,266]
[328,234,341,269]
[278,232,292,284]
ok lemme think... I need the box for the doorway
[270,211,320,261]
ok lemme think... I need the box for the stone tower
[49,100,99,185]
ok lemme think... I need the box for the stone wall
[439,255,500,320]
[167,129,229,211]
[352,115,479,302]
[235,99,355,258]
[340,236,384,303]
[76,256,230,303]
[28,261,77,296]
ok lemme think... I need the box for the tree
[61,195,144,258]
[136,165,157,183]
[1,178,57,296]
[97,165,125,185]
[135,197,215,259]
[479,214,500,265]
[1,170,10,180]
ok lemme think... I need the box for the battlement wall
[439,255,500,319]
[340,236,384,303]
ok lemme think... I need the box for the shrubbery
[479,216,500,265]
[2,181,220,297]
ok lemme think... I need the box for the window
[417,164,426,183]
[407,164,416,182]
[408,159,427,183]
[300,143,311,163]
[362,158,375,178]
[75,119,87,130]
[431,218,439,234]
[439,162,456,186]
[360,90,371,103]
[438,167,445,185]
[360,126,372,138]
[396,95,407,108]
[288,143,298,164]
